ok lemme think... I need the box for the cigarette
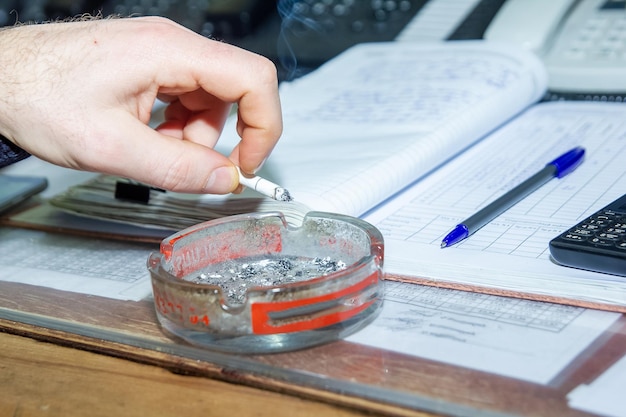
[236,167,293,202]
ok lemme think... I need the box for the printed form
[347,101,625,384]
[0,224,618,383]
[347,280,620,384]
[0,226,620,384]
[364,101,626,305]
[0,228,153,301]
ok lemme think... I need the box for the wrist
[0,28,29,167]
[0,26,22,145]
[0,134,30,168]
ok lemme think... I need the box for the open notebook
[45,40,547,231]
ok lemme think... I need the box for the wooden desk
[1,279,625,417]
[1,331,395,417]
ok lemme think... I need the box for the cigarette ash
[187,256,346,305]
[274,187,293,202]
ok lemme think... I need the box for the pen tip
[440,241,447,248]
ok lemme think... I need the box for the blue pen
[441,147,586,248]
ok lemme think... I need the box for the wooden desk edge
[0,317,444,417]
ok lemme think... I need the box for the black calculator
[549,194,626,277]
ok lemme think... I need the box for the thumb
[88,117,239,194]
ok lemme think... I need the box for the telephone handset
[484,0,626,95]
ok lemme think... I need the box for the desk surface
[0,331,401,417]
[1,278,624,417]
[1,160,625,417]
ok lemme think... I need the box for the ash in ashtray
[187,256,347,305]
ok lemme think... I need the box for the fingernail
[205,166,237,193]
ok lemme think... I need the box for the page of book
[363,101,626,308]
[255,41,548,217]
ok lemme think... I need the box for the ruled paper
[364,101,626,306]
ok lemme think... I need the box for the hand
[0,16,282,193]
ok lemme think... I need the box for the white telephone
[485,0,626,94]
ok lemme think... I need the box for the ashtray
[147,211,384,353]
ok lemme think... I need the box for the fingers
[85,113,239,194]
[157,97,232,149]
[145,20,283,174]
[0,17,283,194]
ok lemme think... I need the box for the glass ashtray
[147,211,384,354]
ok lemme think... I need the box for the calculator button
[589,237,614,247]
[616,242,626,251]
[588,218,613,227]
[571,228,595,237]
[561,233,586,242]
[597,232,622,240]
[579,223,602,231]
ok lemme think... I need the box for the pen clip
[114,180,165,204]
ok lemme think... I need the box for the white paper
[0,228,153,301]
[568,353,626,417]
[1,151,621,386]
[348,281,621,384]
[224,41,548,218]
[364,101,626,307]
